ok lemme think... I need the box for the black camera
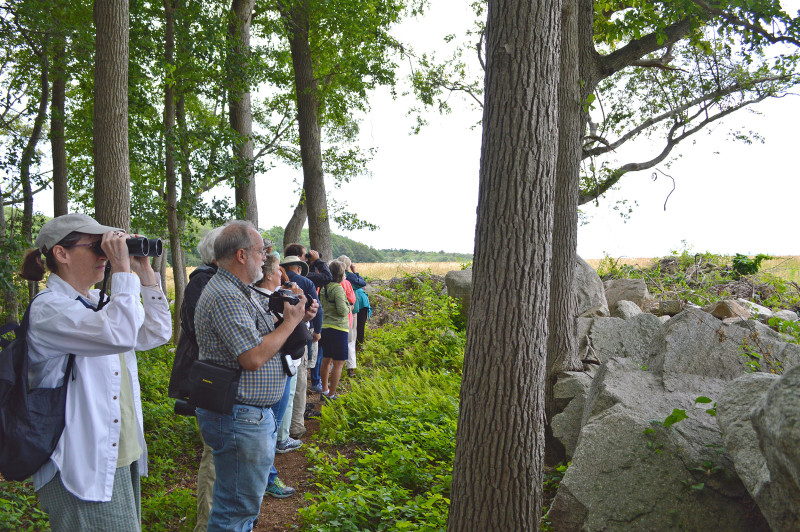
[267,288,301,315]
[92,236,163,257]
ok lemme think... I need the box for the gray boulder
[751,364,800,531]
[551,371,594,458]
[547,358,767,531]
[774,309,799,322]
[581,313,665,369]
[575,256,609,317]
[657,299,683,316]
[717,373,783,528]
[610,300,641,320]
[653,308,800,394]
[444,269,472,317]
[705,300,751,320]
[736,298,774,321]
[603,278,651,311]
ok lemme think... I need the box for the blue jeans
[267,377,291,486]
[196,404,277,532]
[310,343,324,386]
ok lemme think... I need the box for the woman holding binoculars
[19,213,172,531]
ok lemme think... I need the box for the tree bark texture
[284,193,307,248]
[51,33,68,217]
[94,0,131,230]
[545,0,583,464]
[228,0,258,226]
[164,0,184,342]
[280,0,333,260]
[447,1,561,529]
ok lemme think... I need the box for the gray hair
[329,260,345,283]
[215,220,258,264]
[262,254,280,278]
[197,226,224,265]
[336,255,351,269]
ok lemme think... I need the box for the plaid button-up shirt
[195,267,285,407]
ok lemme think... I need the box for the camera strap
[96,262,112,311]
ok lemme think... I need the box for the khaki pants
[290,352,308,438]
[346,314,358,369]
[194,423,215,532]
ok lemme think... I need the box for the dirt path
[254,398,323,532]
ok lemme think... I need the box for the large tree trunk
[164,0,184,341]
[283,192,307,247]
[447,0,561,529]
[51,31,68,217]
[228,0,258,226]
[280,0,333,260]
[94,0,131,230]
[545,0,583,465]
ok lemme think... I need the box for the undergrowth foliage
[299,274,463,531]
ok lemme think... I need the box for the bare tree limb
[583,74,788,158]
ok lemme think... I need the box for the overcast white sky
[31,1,797,259]
[251,0,800,259]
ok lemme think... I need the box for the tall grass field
[162,257,800,298]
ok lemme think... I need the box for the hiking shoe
[308,384,323,393]
[304,407,321,419]
[265,478,296,498]
[275,437,303,454]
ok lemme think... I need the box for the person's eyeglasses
[70,242,102,253]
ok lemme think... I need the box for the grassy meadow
[162,257,800,299]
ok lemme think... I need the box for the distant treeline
[180,226,472,266]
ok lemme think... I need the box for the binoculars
[92,236,163,257]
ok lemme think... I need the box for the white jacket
[26,272,172,502]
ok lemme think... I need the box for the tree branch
[583,74,788,158]
[579,92,770,204]
[692,0,800,48]
[600,18,694,77]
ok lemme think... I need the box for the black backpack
[0,298,75,481]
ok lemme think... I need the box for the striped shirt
[194,267,284,407]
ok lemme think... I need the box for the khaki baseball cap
[35,214,120,252]
[280,255,309,277]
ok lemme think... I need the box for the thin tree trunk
[164,0,184,341]
[283,192,307,247]
[228,0,258,226]
[51,31,68,217]
[280,0,333,260]
[94,0,131,230]
[20,50,49,300]
[545,0,583,465]
[0,187,19,324]
[447,0,561,528]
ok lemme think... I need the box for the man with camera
[193,221,317,532]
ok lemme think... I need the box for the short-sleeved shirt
[194,267,284,407]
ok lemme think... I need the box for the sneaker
[304,408,321,419]
[347,369,356,378]
[265,478,296,498]
[275,437,303,454]
[308,383,323,393]
[322,393,338,403]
